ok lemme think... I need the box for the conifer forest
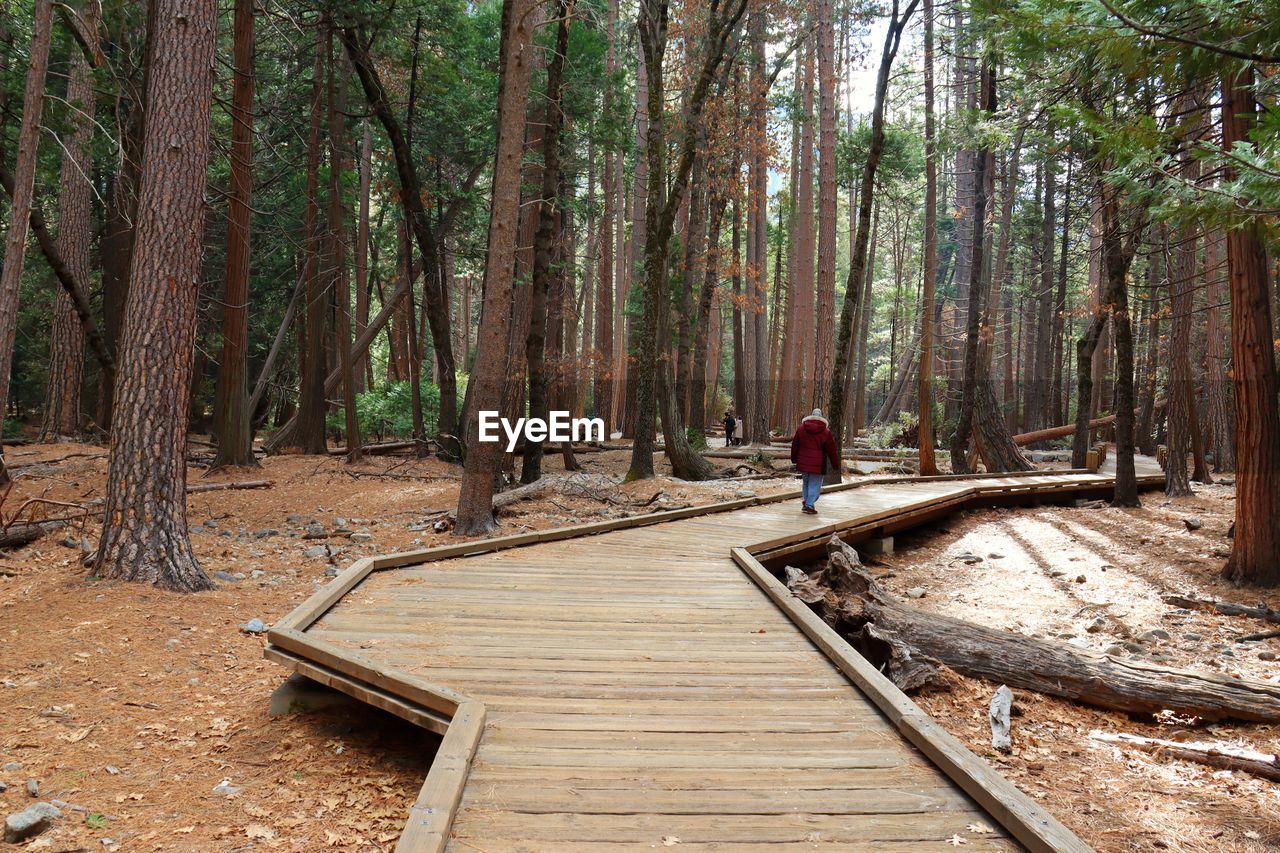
[0,0,1278,849]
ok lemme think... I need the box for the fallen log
[0,520,70,549]
[1163,594,1280,626]
[7,451,107,470]
[1013,400,1167,446]
[786,535,1280,722]
[1089,731,1280,782]
[328,440,427,457]
[186,480,273,494]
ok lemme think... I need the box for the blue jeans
[802,472,823,508]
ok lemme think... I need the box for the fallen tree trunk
[1090,732,1280,782]
[328,440,427,457]
[1013,399,1166,446]
[1163,594,1280,626]
[786,535,1280,722]
[0,520,70,549]
[186,480,273,494]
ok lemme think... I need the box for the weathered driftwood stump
[784,535,1280,722]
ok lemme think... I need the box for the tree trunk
[211,0,258,468]
[294,31,328,455]
[813,0,837,411]
[520,0,571,484]
[326,22,360,463]
[454,0,537,534]
[0,0,54,464]
[826,0,918,477]
[917,0,939,475]
[1203,228,1235,471]
[354,125,373,393]
[1221,69,1280,586]
[95,0,218,592]
[40,1,98,442]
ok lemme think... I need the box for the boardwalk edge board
[265,466,1160,850]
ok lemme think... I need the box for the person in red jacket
[790,408,841,514]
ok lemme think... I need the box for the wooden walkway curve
[266,463,1163,852]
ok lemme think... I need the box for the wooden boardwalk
[267,464,1162,851]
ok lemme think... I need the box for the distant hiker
[790,408,841,514]
[734,414,745,446]
[723,410,736,447]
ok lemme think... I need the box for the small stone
[211,779,241,796]
[302,545,328,560]
[164,638,180,651]
[3,761,23,772]
[1259,651,1277,662]
[189,525,204,534]
[204,520,218,529]
[987,553,1004,560]
[1075,575,1087,584]
[26,778,38,797]
[303,524,327,539]
[1086,618,1105,634]
[3,680,15,689]
[324,567,340,578]
[251,570,266,579]
[734,489,756,498]
[1220,649,1235,657]
[240,618,266,635]
[348,532,373,543]
[0,782,5,793]
[1123,641,1146,653]
[1183,517,1203,531]
[213,571,239,583]
[335,517,347,527]
[59,535,79,548]
[954,553,983,565]
[1049,571,1066,578]
[253,529,279,539]
[1184,632,1202,641]
[905,587,926,599]
[1104,644,1125,656]
[4,802,60,844]
[1137,629,1171,642]
[104,766,119,776]
[286,514,301,523]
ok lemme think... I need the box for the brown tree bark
[41,1,99,441]
[211,0,259,469]
[1203,228,1235,471]
[520,0,572,484]
[294,30,329,455]
[354,125,373,393]
[326,23,360,464]
[95,0,218,592]
[917,0,938,474]
[826,0,918,477]
[0,0,54,462]
[813,0,837,412]
[454,0,537,535]
[626,0,745,481]
[1221,68,1280,586]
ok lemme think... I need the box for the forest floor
[0,439,1275,851]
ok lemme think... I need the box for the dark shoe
[802,505,818,515]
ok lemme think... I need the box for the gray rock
[3,761,22,772]
[333,527,353,536]
[253,529,279,539]
[1103,644,1125,656]
[211,779,241,796]
[25,778,38,797]
[1183,517,1203,531]
[240,618,266,635]
[302,545,329,560]
[1086,617,1106,634]
[324,567,340,578]
[286,514,301,523]
[954,553,984,565]
[59,535,79,548]
[1123,641,1146,654]
[348,532,373,543]
[251,570,266,579]
[213,571,239,583]
[1220,649,1235,657]
[335,517,347,527]
[1259,651,1277,662]
[1137,629,1171,642]
[0,782,5,793]
[1,680,14,689]
[1184,632,1202,641]
[734,489,756,498]
[303,524,327,539]
[4,802,60,843]
[905,587,926,599]
[1075,575,1087,584]
[189,525,204,534]
[204,520,218,529]
[164,638,180,651]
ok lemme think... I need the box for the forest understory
[0,440,1275,851]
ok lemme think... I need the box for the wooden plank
[263,645,450,735]
[730,547,1089,853]
[396,701,484,853]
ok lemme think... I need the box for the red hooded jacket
[790,416,840,475]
